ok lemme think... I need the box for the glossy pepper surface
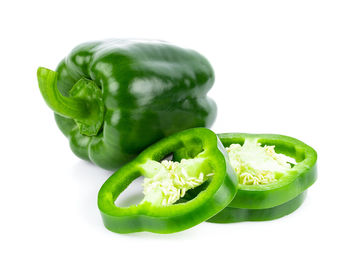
[37,40,216,170]
[98,128,238,234]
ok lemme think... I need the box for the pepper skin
[208,191,307,223]
[98,128,238,234]
[218,133,317,209]
[37,40,216,170]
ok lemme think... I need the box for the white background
[1,0,349,261]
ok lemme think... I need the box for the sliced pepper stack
[208,133,317,223]
[98,128,238,234]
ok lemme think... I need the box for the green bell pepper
[207,133,317,223]
[98,128,238,234]
[37,40,216,170]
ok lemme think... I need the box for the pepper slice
[206,133,316,223]
[217,133,317,210]
[98,128,238,234]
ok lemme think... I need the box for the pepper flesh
[37,39,216,170]
[98,128,238,234]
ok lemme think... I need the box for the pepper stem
[37,67,104,136]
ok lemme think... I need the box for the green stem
[37,67,89,121]
[37,67,104,136]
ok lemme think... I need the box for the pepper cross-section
[98,128,238,233]
[208,133,317,223]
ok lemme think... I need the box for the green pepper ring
[218,133,317,209]
[98,128,238,234]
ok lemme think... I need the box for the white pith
[142,158,213,206]
[226,140,296,185]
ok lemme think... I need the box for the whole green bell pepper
[37,40,216,170]
[98,128,238,234]
[207,133,317,223]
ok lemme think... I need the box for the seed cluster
[143,159,213,206]
[226,142,296,185]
